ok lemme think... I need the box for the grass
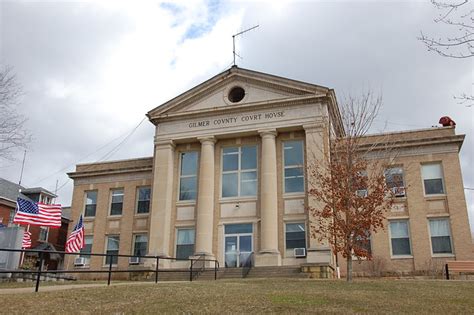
[1,278,474,314]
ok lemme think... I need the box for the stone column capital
[303,122,325,133]
[258,129,277,138]
[154,138,176,149]
[197,136,216,145]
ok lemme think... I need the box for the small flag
[13,198,62,228]
[22,230,32,248]
[65,215,84,253]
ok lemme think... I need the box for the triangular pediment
[147,67,330,122]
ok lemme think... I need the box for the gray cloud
[0,1,472,231]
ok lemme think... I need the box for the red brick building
[0,178,71,270]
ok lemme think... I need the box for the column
[194,136,216,257]
[256,129,281,266]
[148,139,175,259]
[303,123,333,265]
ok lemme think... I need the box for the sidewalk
[0,281,182,294]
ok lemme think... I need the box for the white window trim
[388,219,413,259]
[282,140,305,195]
[103,235,120,267]
[135,186,151,215]
[421,162,446,197]
[385,166,406,198]
[83,190,98,218]
[177,151,199,202]
[351,231,372,261]
[427,217,455,257]
[220,145,258,199]
[108,188,124,217]
[132,234,148,262]
[38,226,49,242]
[175,227,196,259]
[283,221,307,257]
[78,235,94,266]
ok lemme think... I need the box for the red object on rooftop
[439,116,456,127]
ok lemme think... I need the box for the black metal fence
[0,248,219,292]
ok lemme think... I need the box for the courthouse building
[67,67,473,276]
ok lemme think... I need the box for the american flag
[22,230,32,248]
[13,198,62,228]
[65,215,84,253]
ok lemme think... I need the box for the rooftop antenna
[232,24,259,66]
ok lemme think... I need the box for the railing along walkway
[0,248,219,292]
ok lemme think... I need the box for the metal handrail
[0,247,220,292]
[242,252,254,278]
[189,255,206,281]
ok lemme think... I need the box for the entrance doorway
[224,223,253,268]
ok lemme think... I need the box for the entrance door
[224,234,252,267]
[224,223,253,268]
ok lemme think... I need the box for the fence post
[445,264,449,280]
[35,251,44,293]
[190,259,193,282]
[155,257,160,283]
[107,254,113,286]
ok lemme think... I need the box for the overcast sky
[0,0,472,231]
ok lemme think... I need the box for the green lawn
[1,278,473,314]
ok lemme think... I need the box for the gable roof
[147,66,332,119]
[0,178,26,202]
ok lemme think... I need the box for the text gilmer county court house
[66,66,473,278]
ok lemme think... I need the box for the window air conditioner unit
[294,248,306,258]
[74,257,86,266]
[392,186,406,197]
[129,257,140,265]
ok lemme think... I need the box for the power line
[97,117,147,162]
[33,117,148,197]
[32,117,147,186]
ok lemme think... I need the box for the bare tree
[0,65,30,159]
[309,91,395,282]
[418,0,473,106]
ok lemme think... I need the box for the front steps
[163,266,309,281]
[131,266,312,282]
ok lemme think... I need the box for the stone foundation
[301,263,334,279]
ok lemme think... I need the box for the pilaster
[255,129,281,266]
[194,136,216,257]
[148,139,175,258]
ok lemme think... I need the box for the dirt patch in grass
[1,278,473,314]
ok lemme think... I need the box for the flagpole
[17,150,28,268]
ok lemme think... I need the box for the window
[385,167,405,197]
[283,140,304,193]
[176,228,195,259]
[354,231,372,255]
[38,227,49,242]
[429,219,453,254]
[136,187,151,213]
[110,189,124,216]
[80,235,93,259]
[285,223,306,249]
[133,234,148,257]
[105,236,120,265]
[224,223,253,234]
[389,220,411,256]
[84,191,97,217]
[222,146,257,197]
[355,170,368,197]
[40,195,51,204]
[421,163,445,195]
[8,209,15,225]
[179,152,198,201]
